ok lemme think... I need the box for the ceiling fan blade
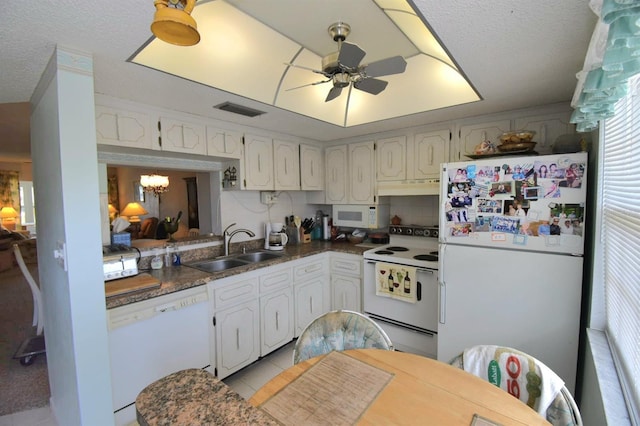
[325,86,343,102]
[286,79,331,91]
[284,62,328,76]
[338,42,366,69]
[363,56,407,77]
[354,78,388,95]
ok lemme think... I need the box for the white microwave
[332,204,390,229]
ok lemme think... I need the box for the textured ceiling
[0,0,597,162]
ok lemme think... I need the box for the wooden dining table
[250,349,550,425]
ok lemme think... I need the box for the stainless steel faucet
[223,223,255,256]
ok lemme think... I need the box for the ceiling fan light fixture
[151,0,201,46]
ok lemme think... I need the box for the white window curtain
[601,73,640,419]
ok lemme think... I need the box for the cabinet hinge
[449,131,452,141]
[242,136,245,145]
[214,367,218,376]
[212,316,216,326]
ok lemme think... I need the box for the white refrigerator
[437,152,587,393]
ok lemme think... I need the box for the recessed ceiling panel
[131,0,479,127]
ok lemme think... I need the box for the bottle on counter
[150,248,163,270]
[164,244,176,268]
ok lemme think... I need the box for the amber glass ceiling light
[141,174,169,196]
[151,0,200,46]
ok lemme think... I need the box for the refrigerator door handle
[439,280,446,324]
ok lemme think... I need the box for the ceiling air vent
[214,102,265,117]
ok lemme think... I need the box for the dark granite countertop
[136,368,278,426]
[106,241,368,309]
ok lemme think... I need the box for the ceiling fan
[286,22,407,102]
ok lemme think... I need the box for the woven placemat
[260,351,394,425]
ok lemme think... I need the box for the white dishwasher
[108,285,211,426]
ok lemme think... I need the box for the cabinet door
[215,299,260,379]
[410,130,450,179]
[325,145,348,203]
[160,117,206,155]
[95,105,153,149]
[294,277,328,336]
[300,144,324,190]
[273,140,300,190]
[331,274,361,312]
[456,120,510,161]
[243,134,274,190]
[376,136,406,181]
[349,141,375,204]
[514,112,574,155]
[260,289,294,356]
[206,126,243,159]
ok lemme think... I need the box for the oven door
[363,260,439,333]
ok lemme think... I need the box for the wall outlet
[260,191,277,205]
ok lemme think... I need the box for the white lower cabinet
[330,254,362,312]
[259,265,294,356]
[215,300,260,379]
[210,274,260,379]
[293,255,330,336]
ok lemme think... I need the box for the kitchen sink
[188,258,249,273]
[235,251,283,263]
[186,251,284,273]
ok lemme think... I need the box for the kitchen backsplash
[388,195,439,227]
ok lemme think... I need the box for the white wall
[30,46,113,425]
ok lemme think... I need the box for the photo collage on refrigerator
[444,155,586,246]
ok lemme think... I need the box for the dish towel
[462,345,565,416]
[374,262,417,303]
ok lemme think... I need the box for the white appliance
[332,204,390,229]
[108,286,210,425]
[264,222,288,250]
[363,225,439,358]
[438,152,587,393]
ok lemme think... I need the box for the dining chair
[293,310,393,364]
[449,345,582,426]
[13,242,44,336]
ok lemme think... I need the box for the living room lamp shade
[151,0,200,46]
[140,174,169,196]
[121,202,148,223]
[0,206,18,230]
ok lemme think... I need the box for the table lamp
[121,202,148,223]
[0,206,19,230]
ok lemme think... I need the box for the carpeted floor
[0,263,50,415]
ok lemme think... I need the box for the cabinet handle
[258,154,261,172]
[275,311,279,330]
[115,114,121,140]
[358,167,363,182]
[540,124,547,146]
[310,162,314,177]
[309,297,314,314]
[284,158,287,174]
[428,145,434,165]
[181,125,186,148]
[387,151,392,168]
[236,328,240,350]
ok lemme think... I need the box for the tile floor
[0,341,295,426]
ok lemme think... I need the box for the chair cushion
[294,311,392,364]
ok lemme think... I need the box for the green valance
[571,0,640,132]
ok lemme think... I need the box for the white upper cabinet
[514,112,575,155]
[376,136,407,181]
[456,120,510,160]
[349,141,375,204]
[325,145,348,204]
[300,144,324,190]
[159,117,206,155]
[243,134,274,190]
[206,127,243,159]
[273,140,300,190]
[95,105,154,150]
[410,129,450,179]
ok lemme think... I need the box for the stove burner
[414,254,438,262]
[386,246,409,252]
[375,250,394,255]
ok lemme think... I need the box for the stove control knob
[432,230,439,238]
[406,228,413,235]
[422,229,431,237]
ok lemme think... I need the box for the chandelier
[140,174,169,196]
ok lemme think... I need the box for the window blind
[602,73,640,417]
